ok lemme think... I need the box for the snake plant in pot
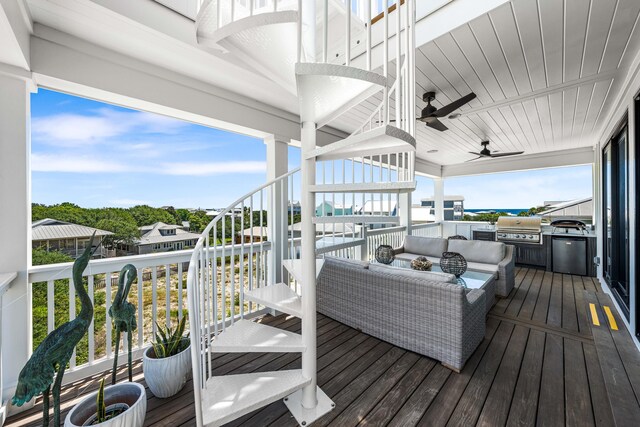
[143,316,191,398]
[64,378,146,427]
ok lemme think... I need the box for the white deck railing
[24,219,446,382]
[28,243,273,382]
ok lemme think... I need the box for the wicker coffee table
[374,258,496,313]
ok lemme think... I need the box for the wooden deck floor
[7,267,640,426]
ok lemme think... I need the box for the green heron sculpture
[108,264,137,384]
[12,240,95,427]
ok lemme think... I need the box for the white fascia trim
[29,26,347,145]
[414,157,442,178]
[0,0,33,70]
[441,146,595,177]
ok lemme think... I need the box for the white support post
[399,191,412,235]
[265,135,289,285]
[300,121,317,409]
[0,73,33,417]
[434,178,445,223]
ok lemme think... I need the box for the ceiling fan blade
[490,151,524,157]
[426,118,448,132]
[432,92,477,117]
[465,156,483,162]
[468,152,483,156]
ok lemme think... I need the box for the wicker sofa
[317,257,486,371]
[393,236,515,297]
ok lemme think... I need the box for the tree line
[33,203,212,248]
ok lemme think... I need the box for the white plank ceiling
[331,0,640,166]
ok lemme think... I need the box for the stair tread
[202,370,311,426]
[244,283,302,317]
[310,181,416,193]
[282,259,325,283]
[313,215,400,224]
[308,125,416,161]
[296,62,386,127]
[212,319,304,353]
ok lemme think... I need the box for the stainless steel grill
[496,217,543,245]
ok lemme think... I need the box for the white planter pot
[64,382,146,427]
[143,343,191,398]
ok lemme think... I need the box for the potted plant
[143,315,191,398]
[64,378,146,427]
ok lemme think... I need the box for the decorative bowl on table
[375,245,395,264]
[410,256,433,271]
[440,252,467,277]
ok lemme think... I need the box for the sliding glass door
[602,121,630,319]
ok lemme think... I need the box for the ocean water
[465,208,526,216]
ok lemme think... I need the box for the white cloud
[32,108,188,147]
[31,153,267,177]
[159,161,267,176]
[31,153,129,173]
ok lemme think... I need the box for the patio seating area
[7,267,640,427]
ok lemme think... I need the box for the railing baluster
[106,271,113,360]
[88,275,94,363]
[47,279,54,333]
[178,262,183,320]
[137,269,143,348]
[231,210,235,323]
[69,275,76,369]
[165,264,171,328]
[151,267,157,338]
[323,0,329,63]
[221,218,226,326]
[366,0,371,70]
[346,0,351,66]
[240,200,245,318]
[248,197,254,312]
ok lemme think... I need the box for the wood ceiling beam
[456,70,617,118]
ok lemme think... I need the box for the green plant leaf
[97,378,106,422]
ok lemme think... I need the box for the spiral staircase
[187,1,416,425]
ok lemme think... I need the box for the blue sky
[31,89,592,209]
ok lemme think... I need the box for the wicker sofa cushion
[323,255,369,269]
[403,236,448,258]
[447,240,506,264]
[369,263,457,283]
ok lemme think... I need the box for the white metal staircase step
[296,62,387,127]
[313,215,401,225]
[197,9,300,94]
[307,125,416,161]
[282,259,325,284]
[201,370,311,426]
[310,181,416,193]
[211,319,305,353]
[244,283,302,317]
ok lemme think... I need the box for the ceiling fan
[467,141,524,161]
[378,91,476,131]
[418,91,476,132]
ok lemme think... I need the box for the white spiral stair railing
[191,1,416,425]
[187,168,309,426]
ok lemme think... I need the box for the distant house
[316,202,353,216]
[134,222,203,254]
[32,219,113,258]
[540,197,593,224]
[421,196,464,220]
